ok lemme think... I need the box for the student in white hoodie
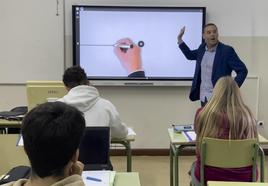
[58,66,128,139]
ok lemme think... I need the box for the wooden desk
[0,120,135,172]
[0,134,139,185]
[0,119,21,128]
[0,134,29,175]
[111,132,135,172]
[168,128,195,186]
[114,172,140,186]
[168,128,268,186]
[208,181,268,186]
[0,172,140,186]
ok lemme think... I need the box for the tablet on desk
[17,135,24,146]
[172,124,194,133]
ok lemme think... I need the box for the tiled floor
[111,156,268,186]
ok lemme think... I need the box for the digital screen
[73,6,205,84]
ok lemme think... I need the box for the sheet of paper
[182,131,196,141]
[82,171,111,186]
[127,127,136,136]
[17,135,24,146]
[126,127,136,140]
[109,171,116,186]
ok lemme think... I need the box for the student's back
[191,76,257,185]
[58,66,128,139]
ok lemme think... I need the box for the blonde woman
[190,76,257,185]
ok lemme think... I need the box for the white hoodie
[58,85,128,139]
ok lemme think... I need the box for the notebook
[182,131,196,141]
[82,170,116,186]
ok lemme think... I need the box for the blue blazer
[179,42,248,101]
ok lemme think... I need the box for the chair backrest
[78,127,110,170]
[200,137,262,185]
[26,81,67,111]
[202,137,257,168]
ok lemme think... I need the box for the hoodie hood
[58,85,99,112]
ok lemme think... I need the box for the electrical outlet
[257,120,264,126]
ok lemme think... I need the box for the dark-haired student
[3,102,86,186]
[58,66,128,139]
[177,23,248,106]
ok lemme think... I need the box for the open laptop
[79,126,112,170]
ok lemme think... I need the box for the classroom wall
[0,0,64,83]
[0,0,268,148]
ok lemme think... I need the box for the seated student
[3,102,86,186]
[190,76,257,185]
[58,66,128,139]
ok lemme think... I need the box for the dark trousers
[200,97,208,107]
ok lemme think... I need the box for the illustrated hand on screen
[177,26,185,42]
[114,38,143,75]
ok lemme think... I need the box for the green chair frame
[200,137,265,186]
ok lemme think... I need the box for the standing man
[177,23,248,106]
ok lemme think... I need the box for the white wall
[1,0,268,148]
[0,0,64,83]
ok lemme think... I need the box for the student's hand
[177,26,185,42]
[69,161,84,176]
[114,38,142,74]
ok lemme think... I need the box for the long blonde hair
[196,76,257,150]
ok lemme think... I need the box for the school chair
[199,137,265,186]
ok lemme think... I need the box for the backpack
[0,166,30,184]
[0,107,28,121]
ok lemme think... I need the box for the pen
[114,43,134,49]
[80,43,134,49]
[86,176,102,182]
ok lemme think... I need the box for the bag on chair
[0,166,31,184]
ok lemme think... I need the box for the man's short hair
[21,102,85,178]
[203,23,218,33]
[63,66,88,89]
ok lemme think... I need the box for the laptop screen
[78,127,110,165]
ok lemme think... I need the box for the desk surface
[168,128,195,145]
[114,172,140,186]
[208,181,268,186]
[0,172,140,186]
[168,128,268,145]
[0,119,21,128]
[0,134,140,185]
[0,120,135,141]
[112,127,136,142]
[0,133,135,175]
